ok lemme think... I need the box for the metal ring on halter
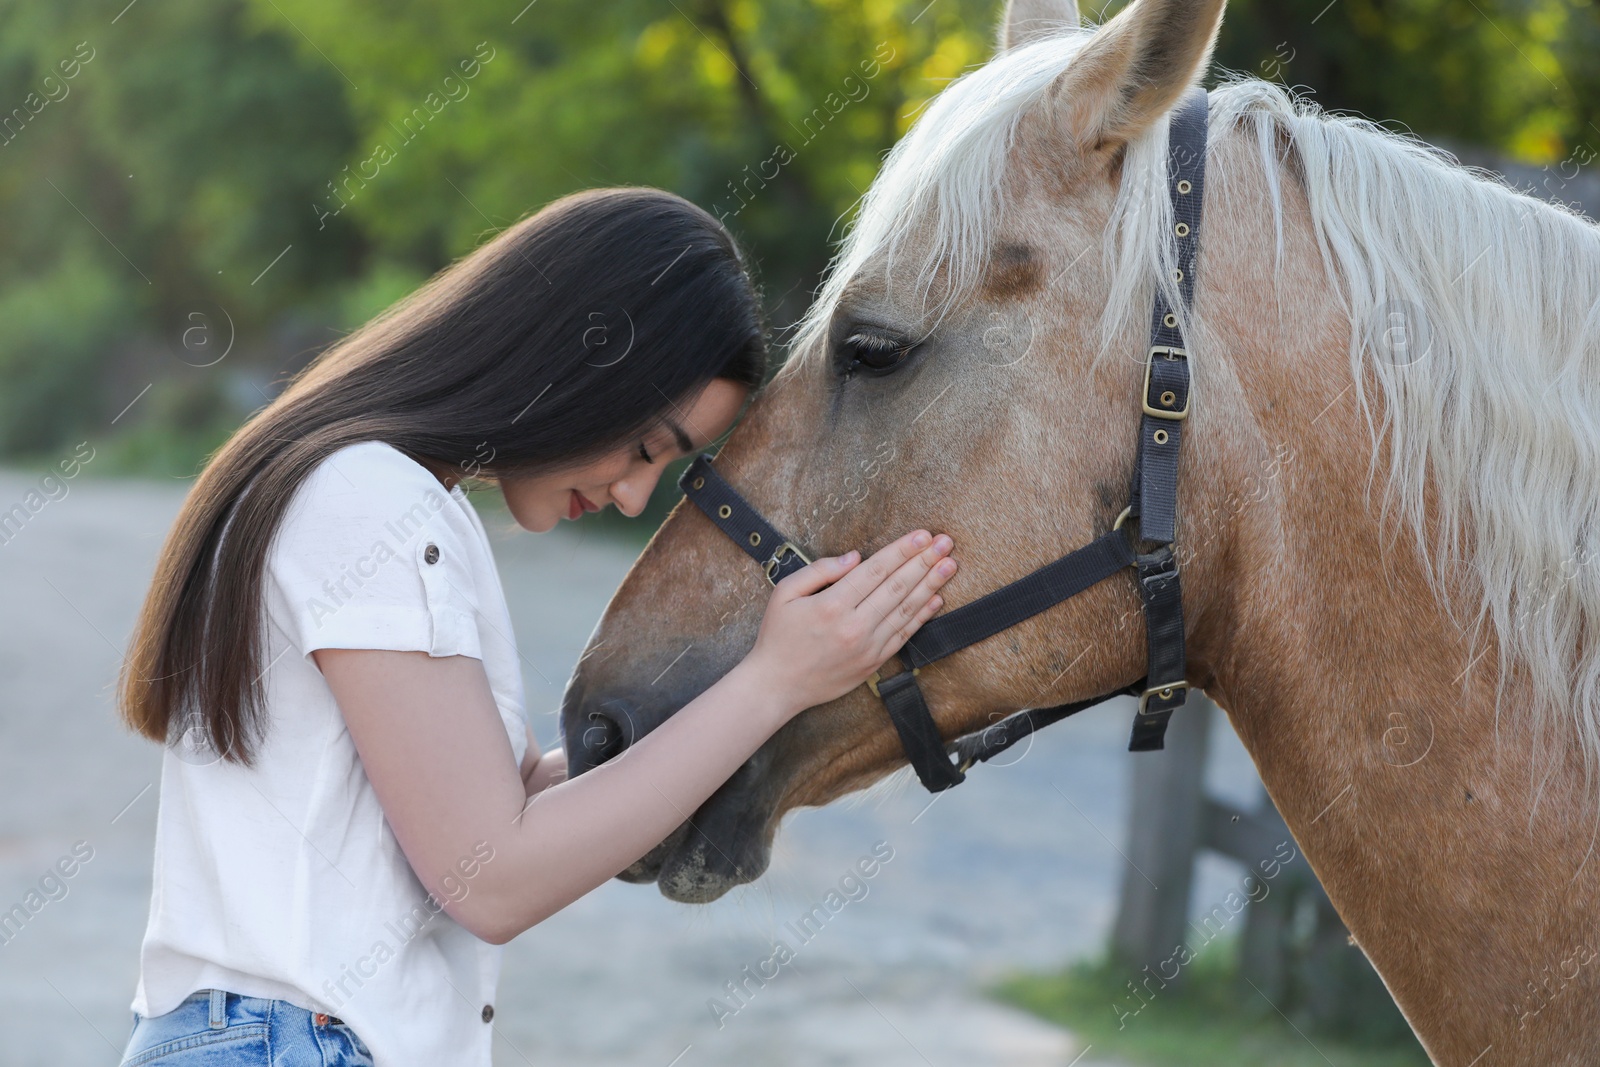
[762,541,811,584]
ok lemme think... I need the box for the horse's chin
[610,759,779,903]
[613,825,774,903]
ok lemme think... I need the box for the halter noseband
[678,87,1209,793]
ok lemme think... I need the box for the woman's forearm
[472,660,797,941]
[318,530,951,946]
[318,646,797,946]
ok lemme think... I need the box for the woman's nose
[610,473,660,517]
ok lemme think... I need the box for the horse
[558,0,1600,1060]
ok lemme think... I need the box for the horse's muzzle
[560,685,781,902]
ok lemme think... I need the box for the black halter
[678,88,1209,793]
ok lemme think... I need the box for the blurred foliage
[0,0,1595,473]
[994,943,1432,1066]
[0,247,131,453]
[91,378,248,479]
[1209,0,1596,162]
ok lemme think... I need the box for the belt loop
[209,988,226,1029]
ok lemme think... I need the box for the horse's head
[562,0,1270,902]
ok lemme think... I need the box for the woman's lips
[568,490,601,520]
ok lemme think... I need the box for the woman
[114,186,958,1067]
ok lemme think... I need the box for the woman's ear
[1046,0,1225,160]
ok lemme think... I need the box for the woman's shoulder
[265,441,493,662]
[303,440,449,498]
[275,441,469,551]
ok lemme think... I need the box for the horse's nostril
[564,695,682,778]
[582,699,638,766]
[582,713,625,764]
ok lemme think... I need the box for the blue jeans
[119,989,374,1066]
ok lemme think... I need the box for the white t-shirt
[131,440,529,1067]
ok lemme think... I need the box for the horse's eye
[840,331,917,376]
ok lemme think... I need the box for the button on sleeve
[267,447,483,662]
[414,529,482,660]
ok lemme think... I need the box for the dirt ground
[0,468,1259,1066]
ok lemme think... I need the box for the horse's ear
[1050,0,1225,157]
[998,0,1082,52]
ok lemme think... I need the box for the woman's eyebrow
[664,418,695,453]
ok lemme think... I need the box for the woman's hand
[743,529,957,718]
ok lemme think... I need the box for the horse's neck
[1171,147,1600,1058]
[1189,394,1600,1064]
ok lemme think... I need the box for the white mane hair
[1208,80,1600,807]
[789,29,1600,800]
[787,29,1101,360]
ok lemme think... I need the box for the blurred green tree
[1209,0,1592,163]
[244,0,1000,326]
[0,0,1596,463]
[0,0,358,453]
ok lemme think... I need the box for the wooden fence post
[1107,693,1413,1039]
[1109,693,1214,974]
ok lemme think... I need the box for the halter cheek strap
[1125,85,1208,749]
[677,86,1210,792]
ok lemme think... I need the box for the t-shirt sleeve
[266,444,483,661]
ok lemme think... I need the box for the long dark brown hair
[119,186,768,766]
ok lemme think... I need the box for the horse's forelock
[786,29,1098,372]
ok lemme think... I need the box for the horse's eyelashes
[845,331,900,351]
[840,330,917,375]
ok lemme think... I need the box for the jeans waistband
[122,988,366,1067]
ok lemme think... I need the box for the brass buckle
[1137,679,1190,715]
[866,667,919,698]
[1142,346,1189,421]
[763,541,812,584]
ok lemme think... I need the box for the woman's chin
[506,505,559,534]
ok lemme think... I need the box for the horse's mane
[790,30,1600,800]
[1208,80,1600,803]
